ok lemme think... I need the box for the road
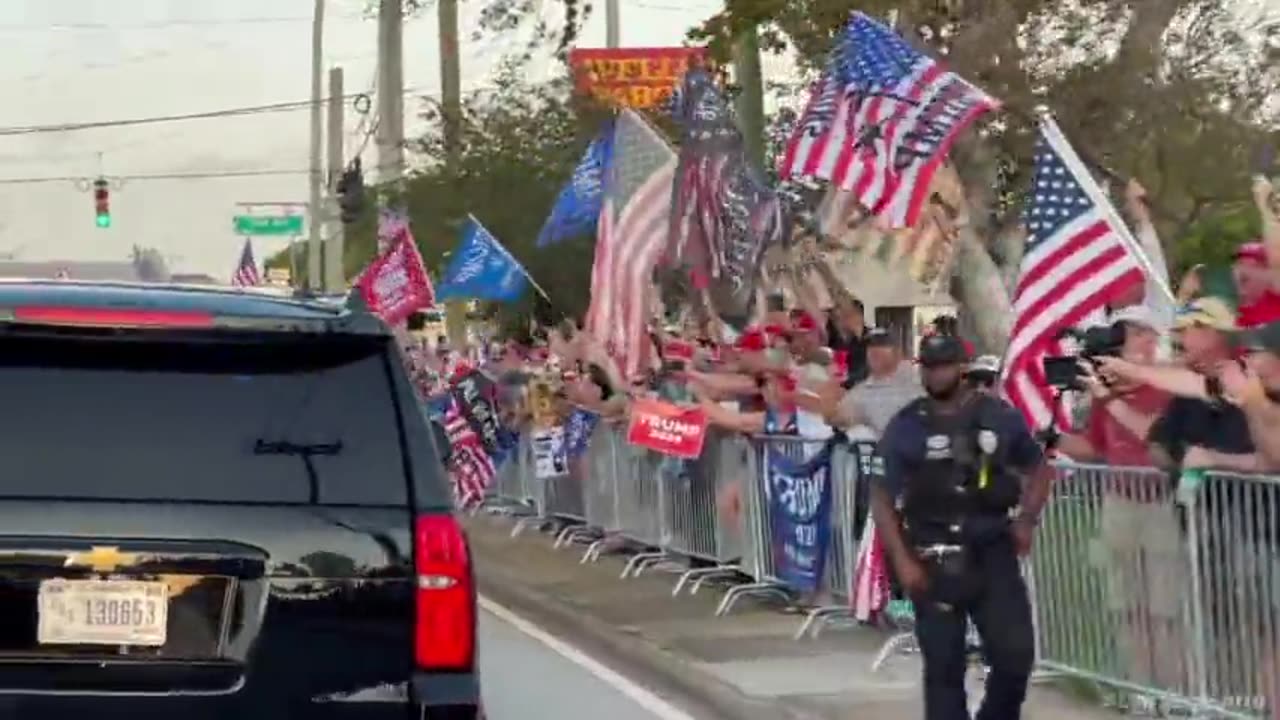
[479,602,693,720]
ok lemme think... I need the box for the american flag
[1001,120,1145,430]
[444,399,495,509]
[231,239,260,287]
[585,108,677,380]
[780,12,998,228]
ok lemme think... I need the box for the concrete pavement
[480,606,686,719]
[465,511,1123,720]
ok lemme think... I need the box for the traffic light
[92,178,110,228]
[336,158,364,225]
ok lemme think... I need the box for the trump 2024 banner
[569,47,708,109]
[767,446,834,594]
[625,397,708,459]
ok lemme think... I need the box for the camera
[1042,324,1126,391]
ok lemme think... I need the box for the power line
[0,86,436,137]
[0,169,311,185]
[0,13,366,32]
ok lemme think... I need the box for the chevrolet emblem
[64,546,141,573]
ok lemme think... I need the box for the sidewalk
[464,512,1122,720]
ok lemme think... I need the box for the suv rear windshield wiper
[253,439,344,504]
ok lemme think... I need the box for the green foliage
[1172,204,1263,274]
[401,60,605,328]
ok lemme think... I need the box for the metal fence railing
[480,420,1280,718]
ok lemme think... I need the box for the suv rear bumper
[0,671,482,719]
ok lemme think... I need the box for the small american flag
[231,239,260,287]
[1001,119,1144,430]
[444,399,495,509]
[585,108,677,380]
[780,12,998,228]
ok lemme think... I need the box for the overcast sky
[0,0,730,279]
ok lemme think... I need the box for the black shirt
[825,318,868,388]
[1148,397,1274,544]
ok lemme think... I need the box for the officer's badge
[925,434,951,459]
[978,429,998,455]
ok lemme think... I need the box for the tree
[343,60,607,331]
[470,0,1279,352]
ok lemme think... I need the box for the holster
[919,547,980,609]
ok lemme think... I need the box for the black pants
[912,539,1035,720]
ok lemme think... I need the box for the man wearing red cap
[1233,241,1280,328]
[1235,175,1280,328]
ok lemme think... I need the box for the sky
[0,0,740,280]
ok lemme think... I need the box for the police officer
[870,334,1052,720]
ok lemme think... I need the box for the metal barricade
[1033,463,1280,718]
[1185,471,1280,718]
[716,434,835,616]
[795,441,875,639]
[579,424,622,561]
[667,432,752,594]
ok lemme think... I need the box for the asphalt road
[479,606,683,720]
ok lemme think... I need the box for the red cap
[664,339,696,361]
[763,324,790,340]
[1234,241,1268,265]
[790,310,819,333]
[450,363,473,383]
[735,328,768,352]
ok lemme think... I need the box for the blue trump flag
[436,217,529,302]
[536,123,614,248]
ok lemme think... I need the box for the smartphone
[1043,356,1083,390]
[766,293,786,313]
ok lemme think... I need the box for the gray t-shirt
[838,362,922,437]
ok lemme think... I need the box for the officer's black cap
[918,334,967,368]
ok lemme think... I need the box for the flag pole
[465,214,553,303]
[1040,115,1176,306]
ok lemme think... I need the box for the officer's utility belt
[916,543,964,558]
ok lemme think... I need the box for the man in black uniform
[870,334,1053,720]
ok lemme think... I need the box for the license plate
[37,579,169,647]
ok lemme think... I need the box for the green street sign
[233,214,304,236]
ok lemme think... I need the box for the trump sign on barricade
[351,224,434,326]
[531,426,567,479]
[766,444,834,594]
[626,398,708,459]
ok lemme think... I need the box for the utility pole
[307,0,325,291]
[325,66,345,293]
[377,0,405,209]
[732,27,766,173]
[605,0,620,47]
[438,0,468,347]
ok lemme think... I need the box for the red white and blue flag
[444,399,495,509]
[1001,119,1145,431]
[780,12,998,228]
[231,239,260,287]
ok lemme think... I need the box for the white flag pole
[466,213,552,303]
[1040,115,1176,306]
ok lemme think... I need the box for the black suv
[0,281,480,718]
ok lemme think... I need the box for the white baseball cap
[1109,304,1161,331]
[967,355,1001,375]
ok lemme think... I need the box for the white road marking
[478,594,698,720]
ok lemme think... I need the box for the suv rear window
[0,331,433,506]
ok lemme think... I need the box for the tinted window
[0,333,421,505]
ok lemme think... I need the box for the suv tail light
[413,514,475,670]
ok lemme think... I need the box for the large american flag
[780,12,998,228]
[585,108,677,380]
[444,399,495,509]
[1001,120,1145,431]
[231,239,260,287]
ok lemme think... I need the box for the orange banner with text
[568,47,709,109]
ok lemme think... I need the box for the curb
[470,522,821,720]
